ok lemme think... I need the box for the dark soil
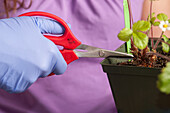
[118,51,170,68]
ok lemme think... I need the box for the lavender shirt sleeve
[0,0,144,113]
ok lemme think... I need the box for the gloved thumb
[33,17,67,34]
[52,49,67,75]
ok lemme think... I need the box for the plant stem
[130,38,134,45]
[149,37,170,46]
[153,31,164,50]
[160,40,170,46]
[150,0,154,49]
[127,0,134,46]
[127,0,134,26]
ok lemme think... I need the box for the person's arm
[141,0,170,37]
[0,17,67,93]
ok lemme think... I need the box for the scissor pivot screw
[99,50,105,57]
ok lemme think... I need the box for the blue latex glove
[0,16,67,93]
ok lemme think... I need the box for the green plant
[157,62,170,94]
[117,0,170,93]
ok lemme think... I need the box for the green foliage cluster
[118,20,150,50]
[117,13,170,52]
[157,62,170,94]
[149,13,170,53]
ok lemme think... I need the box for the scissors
[19,11,133,65]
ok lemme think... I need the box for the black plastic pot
[101,57,170,113]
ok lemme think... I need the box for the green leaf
[162,35,170,53]
[147,12,155,21]
[157,13,168,21]
[117,28,133,42]
[132,32,149,49]
[162,42,169,52]
[153,21,160,26]
[150,17,156,24]
[162,42,170,53]
[168,19,170,23]
[132,20,151,32]
[151,12,155,17]
[157,62,170,94]
[162,35,169,42]
[147,15,150,22]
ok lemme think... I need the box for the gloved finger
[51,48,67,75]
[32,17,71,34]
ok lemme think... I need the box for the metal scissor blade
[74,44,133,58]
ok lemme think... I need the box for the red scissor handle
[19,11,81,49]
[19,11,81,65]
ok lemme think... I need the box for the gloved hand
[0,16,67,93]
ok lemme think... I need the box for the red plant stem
[127,0,134,46]
[149,37,170,46]
[131,38,134,46]
[150,0,152,19]
[153,31,164,50]
[147,52,170,61]
[127,0,134,25]
[150,0,154,49]
[151,27,154,47]
[160,40,170,46]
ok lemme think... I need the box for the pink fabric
[0,0,144,113]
